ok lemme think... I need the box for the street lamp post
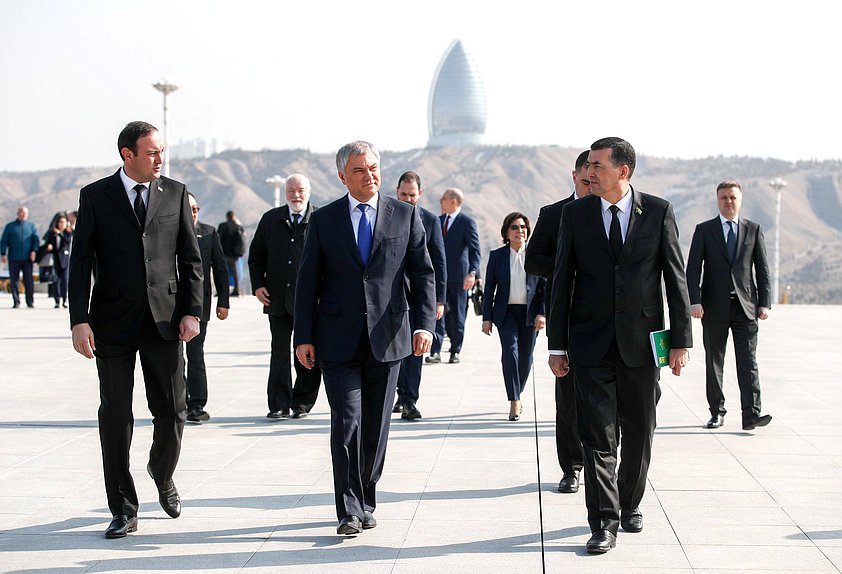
[769,177,787,304]
[266,175,285,208]
[152,80,179,177]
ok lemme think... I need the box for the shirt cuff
[413,329,433,338]
[548,350,567,356]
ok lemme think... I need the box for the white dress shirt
[600,189,634,243]
[119,168,149,210]
[508,245,528,305]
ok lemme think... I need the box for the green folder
[649,329,670,368]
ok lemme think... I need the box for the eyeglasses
[509,224,528,231]
[191,207,200,213]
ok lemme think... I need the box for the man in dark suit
[524,150,590,493]
[547,137,692,554]
[294,141,435,534]
[217,211,245,296]
[249,174,322,420]
[393,171,447,420]
[185,192,229,423]
[427,187,481,364]
[69,121,203,538]
[686,180,772,431]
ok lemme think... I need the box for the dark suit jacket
[293,194,436,363]
[418,207,447,304]
[248,203,315,317]
[440,211,481,284]
[525,193,575,320]
[195,221,230,321]
[482,245,545,327]
[45,229,72,271]
[686,216,771,321]
[69,170,203,343]
[548,189,692,367]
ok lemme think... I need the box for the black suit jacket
[482,245,545,326]
[69,170,203,342]
[686,216,771,321]
[525,193,575,320]
[294,194,436,363]
[248,203,315,317]
[418,207,447,304]
[440,211,481,284]
[195,221,230,321]
[548,189,692,367]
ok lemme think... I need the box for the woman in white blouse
[481,212,546,421]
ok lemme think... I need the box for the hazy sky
[1,0,838,172]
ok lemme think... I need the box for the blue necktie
[726,221,737,263]
[357,204,372,266]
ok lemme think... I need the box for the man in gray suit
[294,141,435,535]
[686,180,772,431]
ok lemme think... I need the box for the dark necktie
[726,220,737,263]
[442,215,450,239]
[357,204,372,266]
[292,213,301,227]
[133,184,147,227]
[609,205,623,260]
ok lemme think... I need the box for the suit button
[615,310,621,315]
[145,257,150,263]
[143,233,148,238]
[288,260,292,264]
[290,238,295,242]
[615,288,620,293]
[364,275,369,281]
[286,283,290,287]
[614,265,620,270]
[147,282,152,288]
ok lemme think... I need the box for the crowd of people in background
[2,123,774,554]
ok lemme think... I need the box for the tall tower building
[427,39,487,147]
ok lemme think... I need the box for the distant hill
[2,145,840,303]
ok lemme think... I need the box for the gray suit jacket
[686,216,771,321]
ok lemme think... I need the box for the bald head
[286,173,312,213]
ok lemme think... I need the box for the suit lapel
[711,217,729,261]
[370,196,393,259]
[584,196,612,258]
[279,205,292,232]
[104,171,141,230]
[332,195,364,266]
[145,178,164,224]
[620,189,645,259]
[735,219,749,261]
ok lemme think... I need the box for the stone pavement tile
[803,528,842,547]
[665,505,796,527]
[822,546,842,569]
[544,537,690,569]
[716,433,824,456]
[139,515,282,538]
[0,467,101,498]
[652,452,747,477]
[245,536,401,568]
[648,472,763,492]
[657,490,779,508]
[393,540,543,572]
[271,516,412,541]
[81,538,265,573]
[414,491,538,522]
[683,544,837,571]
[672,523,811,546]
[0,532,131,572]
[737,453,842,479]
[756,476,842,494]
[178,483,306,518]
[436,435,540,462]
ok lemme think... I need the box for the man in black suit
[686,180,772,431]
[294,141,435,534]
[547,137,692,553]
[217,211,245,296]
[525,150,590,494]
[69,121,203,538]
[427,187,481,364]
[393,171,447,420]
[185,192,229,423]
[249,174,322,420]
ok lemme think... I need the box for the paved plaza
[1,293,841,573]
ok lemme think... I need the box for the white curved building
[427,39,487,147]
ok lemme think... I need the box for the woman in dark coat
[43,211,72,308]
[481,212,546,421]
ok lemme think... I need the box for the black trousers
[573,340,659,534]
[320,330,401,520]
[703,298,762,420]
[52,265,69,304]
[268,313,322,413]
[94,311,186,518]
[8,259,34,306]
[432,284,468,354]
[555,371,584,474]
[185,319,209,410]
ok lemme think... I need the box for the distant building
[169,138,219,160]
[427,39,487,147]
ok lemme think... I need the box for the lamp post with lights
[769,177,787,304]
[266,175,285,208]
[152,80,179,177]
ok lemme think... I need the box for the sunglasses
[191,207,200,213]
[509,224,528,231]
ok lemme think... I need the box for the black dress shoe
[337,515,362,535]
[586,529,616,553]
[362,510,377,529]
[187,408,210,422]
[147,463,181,518]
[267,410,288,420]
[425,353,441,364]
[742,413,772,430]
[104,515,138,538]
[392,399,403,413]
[621,508,643,532]
[449,352,460,364]
[291,406,308,419]
[557,470,580,493]
[706,414,725,428]
[401,403,422,420]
